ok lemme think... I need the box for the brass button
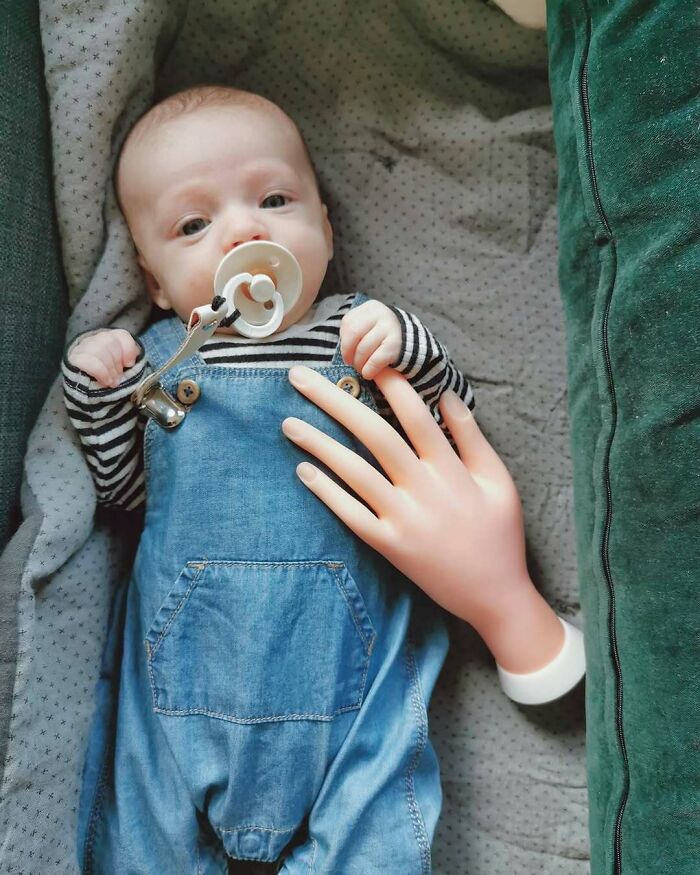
[176,379,201,405]
[337,375,361,398]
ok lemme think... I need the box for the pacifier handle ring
[221,274,284,339]
[214,241,302,340]
[248,273,276,304]
[231,292,284,338]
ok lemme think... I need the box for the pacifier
[195,240,302,339]
[132,241,303,429]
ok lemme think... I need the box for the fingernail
[442,390,470,420]
[288,366,309,387]
[282,418,305,440]
[297,462,317,484]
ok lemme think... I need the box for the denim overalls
[77,294,449,874]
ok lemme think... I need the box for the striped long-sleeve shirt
[62,293,475,511]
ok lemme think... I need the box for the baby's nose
[225,233,264,253]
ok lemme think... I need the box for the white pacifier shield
[213,241,302,339]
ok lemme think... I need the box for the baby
[61,85,477,874]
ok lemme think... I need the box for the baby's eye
[180,217,210,236]
[261,194,288,209]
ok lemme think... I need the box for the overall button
[337,375,361,398]
[176,379,201,405]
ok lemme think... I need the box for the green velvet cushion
[0,0,68,782]
[0,1,68,551]
[547,2,699,872]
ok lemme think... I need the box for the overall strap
[329,292,368,366]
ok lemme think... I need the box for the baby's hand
[68,329,141,388]
[340,300,402,380]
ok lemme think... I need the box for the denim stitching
[219,824,297,834]
[146,564,205,658]
[82,728,113,875]
[307,836,318,874]
[404,636,431,874]
[188,559,345,569]
[147,559,371,722]
[151,703,358,723]
[329,565,375,652]
[160,365,367,381]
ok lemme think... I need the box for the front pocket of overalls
[144,560,376,723]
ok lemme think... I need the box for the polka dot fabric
[1,1,587,871]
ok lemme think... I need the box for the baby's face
[118,104,333,334]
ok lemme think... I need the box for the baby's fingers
[361,339,401,380]
[339,318,364,367]
[69,351,119,388]
[339,304,381,365]
[352,325,386,375]
[112,329,140,368]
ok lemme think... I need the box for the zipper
[579,16,629,874]
[600,277,629,875]
[581,63,612,240]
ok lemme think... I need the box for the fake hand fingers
[438,391,514,488]
[281,417,395,514]
[287,366,419,483]
[292,461,388,552]
[372,369,461,469]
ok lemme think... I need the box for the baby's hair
[114,84,320,215]
[126,85,276,140]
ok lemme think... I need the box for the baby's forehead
[118,102,311,196]
[129,101,301,158]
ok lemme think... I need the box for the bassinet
[1,1,696,873]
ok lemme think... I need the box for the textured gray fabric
[0,2,587,872]
[0,488,41,784]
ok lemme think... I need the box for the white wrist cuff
[497,617,585,705]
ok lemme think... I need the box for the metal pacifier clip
[132,240,302,428]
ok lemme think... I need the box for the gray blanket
[0,1,587,871]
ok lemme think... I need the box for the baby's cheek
[186,257,216,302]
[296,246,329,295]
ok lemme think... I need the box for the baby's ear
[137,253,171,311]
[321,203,334,261]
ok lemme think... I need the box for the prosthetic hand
[281,365,585,704]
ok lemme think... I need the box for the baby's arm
[340,299,473,432]
[62,329,148,510]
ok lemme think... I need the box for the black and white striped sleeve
[377,306,475,431]
[62,332,148,511]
